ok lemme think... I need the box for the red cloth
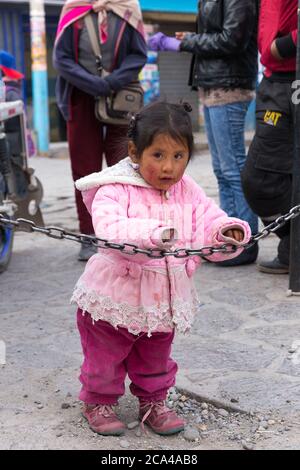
[67,87,128,234]
[77,309,177,405]
[258,0,298,76]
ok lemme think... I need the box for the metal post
[29,0,49,155]
[289,0,300,294]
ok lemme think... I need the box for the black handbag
[84,14,144,125]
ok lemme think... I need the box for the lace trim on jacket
[71,283,200,337]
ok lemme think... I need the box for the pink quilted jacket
[71,158,251,336]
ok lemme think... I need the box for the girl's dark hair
[127,101,194,159]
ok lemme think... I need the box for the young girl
[71,101,251,437]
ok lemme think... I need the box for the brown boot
[139,400,185,435]
[82,404,126,436]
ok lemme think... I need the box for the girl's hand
[162,228,175,243]
[223,229,244,243]
[151,227,177,249]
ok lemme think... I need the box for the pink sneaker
[139,400,185,435]
[82,404,126,436]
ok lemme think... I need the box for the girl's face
[129,133,190,191]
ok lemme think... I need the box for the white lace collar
[75,157,152,191]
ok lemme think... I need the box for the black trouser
[241,77,294,265]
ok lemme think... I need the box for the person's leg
[278,234,290,266]
[241,78,294,271]
[205,102,258,265]
[67,88,104,235]
[126,330,177,401]
[77,310,134,404]
[104,124,129,167]
[77,309,135,435]
[207,101,258,234]
[204,106,235,217]
[126,330,184,435]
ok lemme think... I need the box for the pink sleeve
[192,186,251,262]
[91,185,175,250]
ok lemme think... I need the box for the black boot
[257,233,289,274]
[257,256,289,274]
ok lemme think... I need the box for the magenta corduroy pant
[77,308,178,405]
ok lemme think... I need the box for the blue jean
[204,102,258,233]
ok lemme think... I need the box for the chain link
[1,204,300,259]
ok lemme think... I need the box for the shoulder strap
[84,13,102,60]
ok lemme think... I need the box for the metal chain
[1,204,300,259]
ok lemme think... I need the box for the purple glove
[148,32,181,52]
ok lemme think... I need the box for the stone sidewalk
[1,151,300,448]
[179,154,300,414]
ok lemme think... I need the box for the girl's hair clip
[182,101,193,113]
[181,101,193,113]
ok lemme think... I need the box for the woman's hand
[175,32,190,40]
[223,229,244,243]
